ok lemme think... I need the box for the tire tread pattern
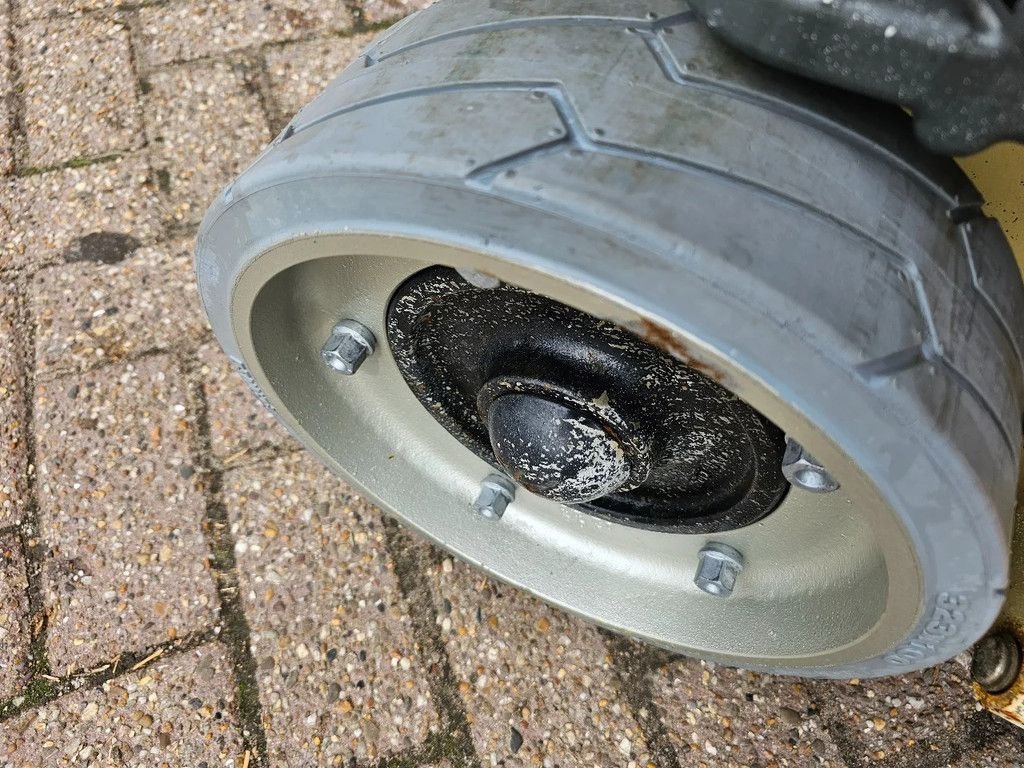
[286,0,1023,458]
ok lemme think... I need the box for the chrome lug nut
[782,437,839,493]
[472,474,516,520]
[321,319,376,375]
[456,267,502,289]
[694,542,744,597]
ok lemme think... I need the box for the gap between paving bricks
[0,629,217,722]
[122,7,151,156]
[17,152,127,178]
[0,274,226,728]
[344,0,409,36]
[601,632,684,768]
[28,333,296,474]
[4,1,28,173]
[3,275,56,700]
[236,54,283,139]
[12,0,169,24]
[962,708,1024,765]
[380,518,481,768]
[185,333,470,767]
[130,10,375,76]
[248,49,290,136]
[4,0,381,180]
[344,0,367,32]
[179,349,272,768]
[802,678,919,768]
[801,676,1024,768]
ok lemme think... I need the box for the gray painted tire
[196,0,1024,677]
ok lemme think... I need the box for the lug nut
[782,438,839,493]
[694,542,744,597]
[321,319,376,375]
[971,631,1021,694]
[472,474,516,520]
[456,267,502,289]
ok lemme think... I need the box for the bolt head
[472,474,516,520]
[456,267,502,289]
[321,320,376,375]
[782,438,839,493]
[694,542,744,597]
[972,631,1021,694]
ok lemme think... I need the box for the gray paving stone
[362,0,435,24]
[34,356,217,672]
[20,14,142,168]
[196,341,297,464]
[136,0,353,67]
[814,659,1007,765]
[31,238,207,379]
[0,532,31,702]
[0,154,164,274]
[223,452,438,764]
[144,60,270,224]
[652,656,843,766]
[264,32,374,120]
[0,642,245,766]
[0,287,29,527]
[432,557,653,766]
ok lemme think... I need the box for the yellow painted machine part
[959,143,1024,269]
[959,143,1024,726]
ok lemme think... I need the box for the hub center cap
[479,376,653,503]
[386,267,789,533]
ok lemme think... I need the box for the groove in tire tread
[292,1,1023,451]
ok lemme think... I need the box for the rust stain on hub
[637,318,730,386]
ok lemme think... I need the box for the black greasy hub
[386,267,789,533]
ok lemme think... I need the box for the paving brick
[34,356,217,672]
[811,659,1005,765]
[196,341,297,464]
[652,657,844,766]
[31,238,207,379]
[20,15,142,168]
[432,557,652,766]
[362,0,434,25]
[223,452,438,764]
[0,286,29,527]
[0,642,245,766]
[136,0,353,67]
[0,154,164,274]
[144,60,270,224]
[0,532,31,701]
[264,33,373,121]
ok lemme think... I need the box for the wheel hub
[387,267,789,532]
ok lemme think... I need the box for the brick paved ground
[0,2,1023,766]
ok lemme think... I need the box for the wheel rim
[228,232,924,671]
